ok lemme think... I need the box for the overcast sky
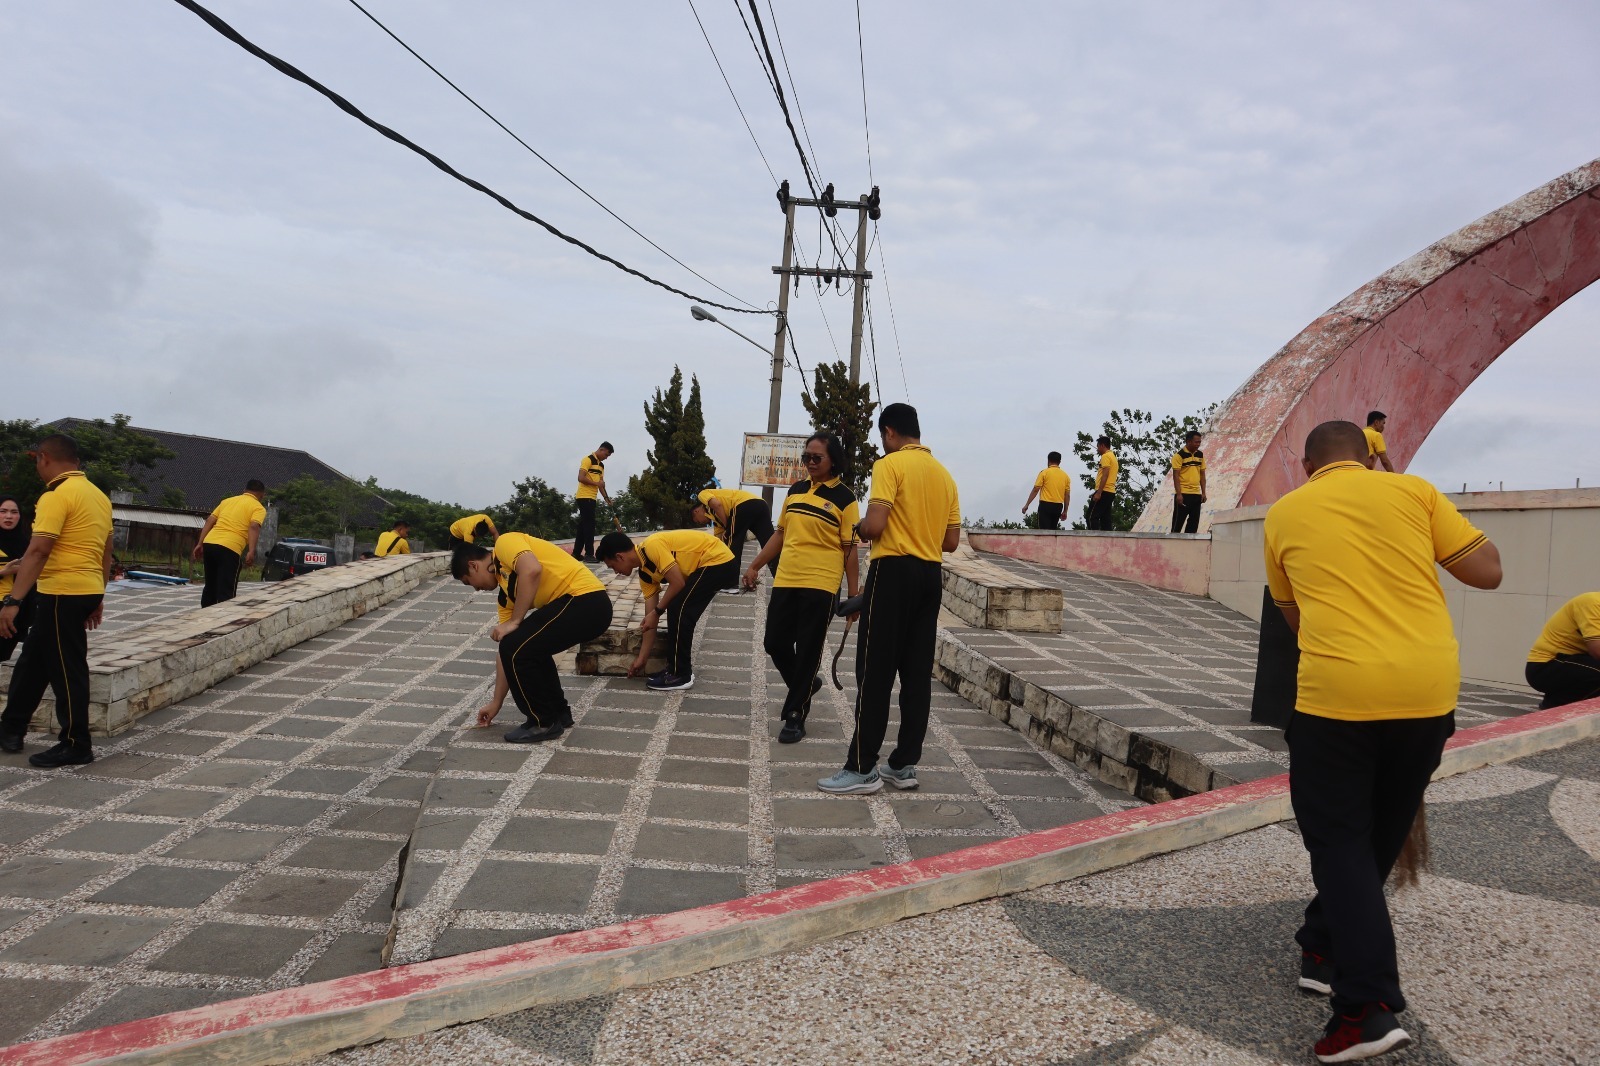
[4,0,1597,521]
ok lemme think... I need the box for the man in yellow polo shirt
[1022,451,1070,530]
[1364,411,1396,472]
[375,521,410,557]
[1169,430,1208,534]
[573,442,613,562]
[821,403,959,795]
[597,528,736,691]
[0,434,114,768]
[452,533,612,743]
[1086,435,1119,530]
[192,479,267,606]
[1264,420,1501,1062]
[448,512,498,549]
[1525,592,1600,709]
[691,484,776,580]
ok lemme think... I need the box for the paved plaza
[95,578,264,636]
[322,737,1600,1066]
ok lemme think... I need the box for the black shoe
[1299,951,1334,996]
[504,722,565,744]
[29,743,94,768]
[1315,1003,1411,1062]
[560,709,575,728]
[778,720,806,744]
[647,671,695,691]
[0,731,23,754]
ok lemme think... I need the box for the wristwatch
[0,596,17,610]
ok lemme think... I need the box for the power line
[345,0,761,312]
[762,0,825,189]
[855,0,875,185]
[685,0,779,186]
[864,288,884,402]
[171,0,772,316]
[872,223,911,400]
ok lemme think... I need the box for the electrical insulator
[867,185,881,221]
[821,183,837,217]
[777,179,790,212]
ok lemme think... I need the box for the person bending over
[1525,592,1600,708]
[598,529,736,691]
[691,485,775,580]
[448,512,498,550]
[193,479,266,606]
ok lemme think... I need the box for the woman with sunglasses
[742,433,861,742]
[0,496,33,664]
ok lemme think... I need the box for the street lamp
[690,305,785,507]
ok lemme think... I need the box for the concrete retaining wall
[0,553,448,736]
[969,529,1211,596]
[941,546,1062,632]
[574,569,667,676]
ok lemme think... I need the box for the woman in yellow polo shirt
[742,433,861,743]
[0,495,33,664]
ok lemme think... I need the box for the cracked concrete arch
[1133,156,1600,534]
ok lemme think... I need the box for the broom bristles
[1391,806,1429,890]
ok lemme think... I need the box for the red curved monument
[1134,156,1600,533]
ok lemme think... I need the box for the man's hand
[1201,492,1208,503]
[244,549,256,567]
[191,543,203,561]
[86,603,104,631]
[742,566,760,590]
[0,605,17,640]
[474,702,501,728]
[1021,505,1029,515]
[627,654,648,678]
[490,621,517,642]
[1092,490,1103,502]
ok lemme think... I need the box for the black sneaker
[0,731,23,754]
[29,743,94,768]
[1299,950,1334,995]
[1314,1003,1411,1062]
[647,672,695,691]
[778,720,806,744]
[505,722,565,744]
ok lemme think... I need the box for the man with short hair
[691,485,775,581]
[1265,419,1501,1062]
[597,528,736,691]
[1022,451,1070,530]
[448,512,498,548]
[1364,411,1395,472]
[1169,430,1208,534]
[192,479,266,607]
[1086,436,1119,531]
[453,533,612,743]
[573,443,613,561]
[375,521,410,557]
[819,403,960,795]
[1525,592,1600,709]
[0,434,114,768]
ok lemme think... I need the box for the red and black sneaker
[1314,1003,1412,1062]
[1299,950,1335,995]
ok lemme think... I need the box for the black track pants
[1525,655,1600,709]
[1037,502,1063,530]
[845,556,941,774]
[1171,493,1202,533]
[201,544,242,607]
[0,593,102,749]
[664,559,737,676]
[499,590,613,728]
[573,499,598,560]
[1086,491,1116,531]
[729,500,776,574]
[764,586,835,723]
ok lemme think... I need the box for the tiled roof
[49,418,388,518]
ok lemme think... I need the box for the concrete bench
[941,543,1063,632]
[574,569,668,676]
[0,553,448,737]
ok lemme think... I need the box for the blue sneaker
[817,768,882,795]
[879,764,918,790]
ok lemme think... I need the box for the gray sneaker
[817,768,882,795]
[879,764,918,790]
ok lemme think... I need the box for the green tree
[627,366,714,529]
[489,476,573,540]
[603,491,654,534]
[0,414,174,501]
[1071,404,1217,530]
[801,360,880,489]
[271,474,386,539]
[156,486,187,509]
[376,486,471,551]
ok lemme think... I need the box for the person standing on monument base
[1022,451,1070,530]
[0,435,115,768]
[1264,419,1501,1063]
[1364,411,1396,472]
[573,442,613,562]
[743,432,861,743]
[1086,436,1119,531]
[819,403,959,796]
[193,479,266,606]
[1169,430,1208,534]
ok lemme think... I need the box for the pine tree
[628,366,715,529]
[800,361,880,490]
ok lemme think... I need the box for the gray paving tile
[541,751,643,781]
[647,787,749,824]
[300,932,388,983]
[410,814,484,850]
[1009,799,1106,832]
[261,717,346,740]
[298,698,371,718]
[310,745,396,768]
[89,865,238,907]
[230,874,364,918]
[0,913,172,967]
[0,856,114,899]
[0,810,57,845]
[72,985,235,1033]
[286,836,402,872]
[224,737,313,762]
[773,834,887,872]
[773,797,877,830]
[150,922,314,978]
[10,778,135,811]
[664,734,748,761]
[893,797,1003,833]
[0,976,92,1045]
[51,820,181,855]
[430,926,574,959]
[226,795,333,827]
[170,762,275,789]
[492,816,616,856]
[615,868,745,915]
[164,827,292,862]
[128,731,230,757]
[454,860,598,914]
[438,747,533,775]
[521,779,631,815]
[657,757,748,789]
[426,777,507,809]
[633,824,748,865]
[905,834,1005,860]
[563,729,653,754]
[332,803,420,836]
[273,767,372,796]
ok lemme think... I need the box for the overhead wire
[873,223,911,400]
[855,0,875,185]
[685,0,779,186]
[170,0,770,316]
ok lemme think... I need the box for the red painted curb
[5,698,1594,1065]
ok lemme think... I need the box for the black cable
[765,0,854,260]
[346,0,761,312]
[685,0,779,186]
[865,288,884,402]
[170,0,771,316]
[855,0,875,185]
[872,223,910,400]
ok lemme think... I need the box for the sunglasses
[800,453,827,465]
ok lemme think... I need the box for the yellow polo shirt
[775,477,859,592]
[867,445,960,563]
[1528,592,1600,663]
[1033,467,1070,506]
[375,531,410,556]
[1264,461,1487,720]
[1097,451,1120,493]
[493,533,604,616]
[1364,426,1387,458]
[449,514,494,543]
[34,471,114,596]
[204,493,266,555]
[696,487,760,537]
[636,529,735,598]
[1171,449,1206,494]
[0,546,16,600]
[576,454,605,501]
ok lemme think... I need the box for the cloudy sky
[4,0,1597,522]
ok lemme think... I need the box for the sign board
[740,432,810,488]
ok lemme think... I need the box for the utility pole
[762,191,797,509]
[845,194,871,387]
